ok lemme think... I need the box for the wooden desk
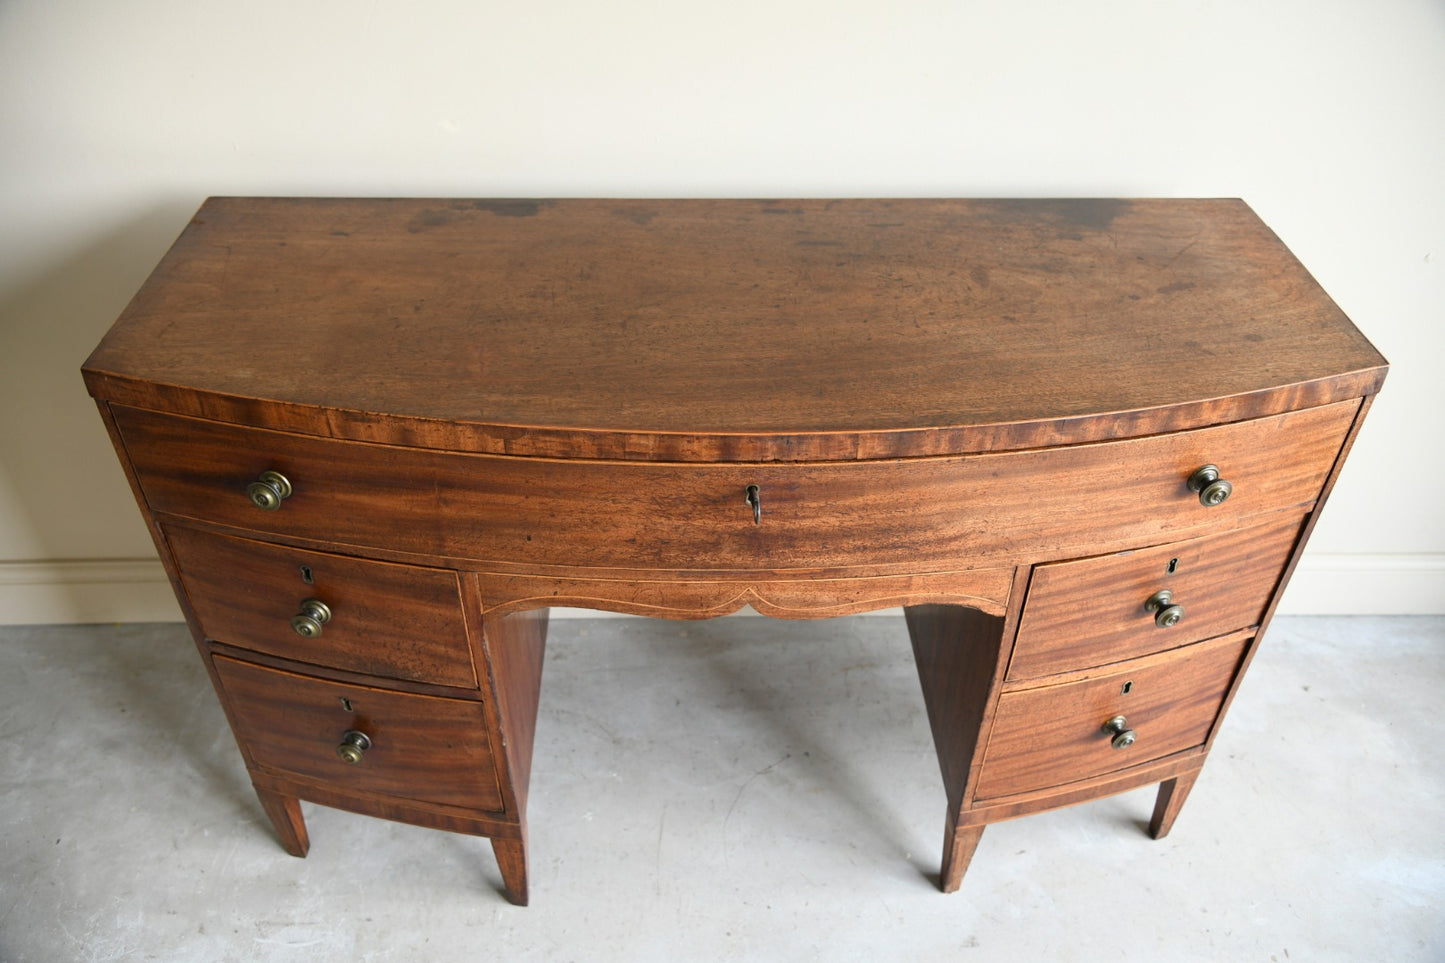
[82,198,1387,905]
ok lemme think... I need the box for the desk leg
[254,785,309,857]
[477,604,547,906]
[906,603,1011,894]
[491,832,529,906]
[940,805,985,893]
[1149,764,1203,840]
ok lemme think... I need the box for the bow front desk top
[83,198,1387,905]
[83,197,1384,460]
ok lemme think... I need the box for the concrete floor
[0,615,1440,961]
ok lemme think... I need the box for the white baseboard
[1,554,1441,626]
[1272,553,1445,616]
[0,559,182,625]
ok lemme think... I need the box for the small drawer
[976,632,1249,800]
[213,656,504,812]
[168,526,476,688]
[1008,516,1303,680]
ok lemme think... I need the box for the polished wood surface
[112,399,1357,573]
[476,607,547,821]
[1008,516,1303,681]
[166,525,477,687]
[906,598,1020,893]
[82,198,1387,904]
[83,198,1386,462]
[1149,765,1204,840]
[478,568,1014,620]
[977,631,1249,800]
[906,603,1014,806]
[254,786,309,858]
[214,655,506,812]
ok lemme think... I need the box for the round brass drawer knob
[1187,464,1233,507]
[290,598,332,638]
[1144,589,1185,628]
[246,470,293,511]
[1102,715,1137,750]
[336,729,371,765]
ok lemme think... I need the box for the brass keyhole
[745,485,761,525]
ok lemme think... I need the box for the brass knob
[1102,715,1137,750]
[290,598,332,638]
[247,470,293,511]
[336,729,371,765]
[1187,464,1233,507]
[1144,590,1185,628]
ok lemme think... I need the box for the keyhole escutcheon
[745,485,761,525]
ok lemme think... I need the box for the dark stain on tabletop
[1051,198,1129,232]
[406,200,549,232]
[612,206,657,226]
[407,208,456,233]
[472,199,548,218]
[982,198,1130,233]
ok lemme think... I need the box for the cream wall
[1,0,1441,622]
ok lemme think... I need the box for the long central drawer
[113,401,1357,572]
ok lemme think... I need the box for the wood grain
[1008,515,1304,680]
[475,605,547,818]
[249,767,522,842]
[253,786,309,857]
[1149,764,1204,839]
[478,569,1014,619]
[213,656,506,812]
[82,198,1387,462]
[113,400,1357,573]
[957,751,1209,827]
[167,525,477,687]
[1199,394,1381,759]
[80,198,1389,900]
[473,607,547,906]
[907,571,1030,891]
[906,604,1013,800]
[976,631,1249,800]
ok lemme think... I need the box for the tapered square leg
[254,786,309,857]
[1149,766,1203,840]
[940,806,986,893]
[491,835,529,906]
[906,603,1012,894]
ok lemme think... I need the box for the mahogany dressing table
[82,198,1387,905]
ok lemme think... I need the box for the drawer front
[976,633,1249,800]
[114,400,1356,572]
[167,526,477,688]
[213,656,504,812]
[1008,516,1304,681]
